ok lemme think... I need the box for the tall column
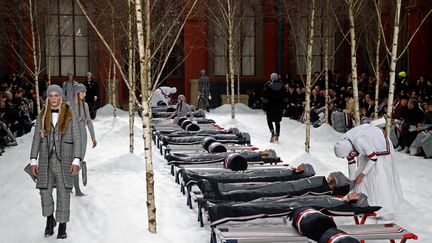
[183,18,208,101]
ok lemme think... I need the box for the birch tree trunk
[227,0,235,119]
[135,0,156,233]
[108,58,113,105]
[112,61,117,117]
[28,0,41,114]
[128,0,135,153]
[226,72,229,104]
[385,0,402,133]
[324,38,329,124]
[374,2,381,120]
[111,9,117,117]
[323,0,330,124]
[347,0,361,126]
[47,34,51,85]
[305,0,316,153]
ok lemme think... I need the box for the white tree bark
[108,58,113,106]
[323,0,330,124]
[385,0,402,133]
[111,8,117,118]
[347,0,360,125]
[28,0,41,115]
[305,0,316,153]
[374,1,381,120]
[135,0,156,233]
[128,0,135,153]
[227,0,235,119]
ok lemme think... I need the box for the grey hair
[270,73,278,81]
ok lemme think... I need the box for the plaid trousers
[39,153,71,223]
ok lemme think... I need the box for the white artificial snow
[0,104,430,242]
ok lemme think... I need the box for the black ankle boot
[57,223,67,239]
[44,215,56,237]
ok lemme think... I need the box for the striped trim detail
[328,232,349,243]
[295,209,322,235]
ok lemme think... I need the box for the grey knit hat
[178,94,186,101]
[329,171,350,188]
[47,84,64,97]
[73,83,86,94]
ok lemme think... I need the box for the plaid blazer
[30,109,81,189]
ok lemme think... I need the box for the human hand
[354,173,365,184]
[31,165,39,177]
[70,164,80,176]
[94,96,98,101]
[92,139,97,148]
[208,94,212,100]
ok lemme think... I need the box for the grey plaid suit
[30,109,81,223]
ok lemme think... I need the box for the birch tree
[346,0,362,125]
[207,0,247,119]
[128,0,136,153]
[304,0,316,153]
[28,0,41,114]
[372,0,432,132]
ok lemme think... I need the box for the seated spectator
[409,99,432,156]
[396,99,425,153]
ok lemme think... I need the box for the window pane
[75,37,88,56]
[49,0,58,14]
[242,37,254,56]
[47,36,59,56]
[49,56,60,76]
[215,37,225,56]
[75,57,88,76]
[75,16,88,37]
[61,57,74,76]
[59,0,72,14]
[59,15,73,36]
[215,56,226,76]
[47,15,58,36]
[60,37,74,55]
[242,57,254,76]
[242,17,255,36]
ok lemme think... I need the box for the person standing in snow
[197,69,211,112]
[261,73,289,143]
[83,72,99,119]
[73,84,97,196]
[30,85,81,239]
[333,124,403,219]
[62,72,79,111]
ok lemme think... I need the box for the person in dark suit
[30,85,81,239]
[83,72,99,119]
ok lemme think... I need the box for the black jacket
[262,80,288,122]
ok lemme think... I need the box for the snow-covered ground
[0,104,430,242]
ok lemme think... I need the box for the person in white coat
[151,86,177,107]
[334,124,403,219]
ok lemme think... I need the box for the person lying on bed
[197,171,351,201]
[166,149,280,164]
[179,163,315,187]
[207,192,379,226]
[292,206,360,243]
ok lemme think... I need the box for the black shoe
[44,215,56,237]
[57,223,67,239]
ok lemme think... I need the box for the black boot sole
[57,234,67,239]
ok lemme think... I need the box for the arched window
[47,0,88,76]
